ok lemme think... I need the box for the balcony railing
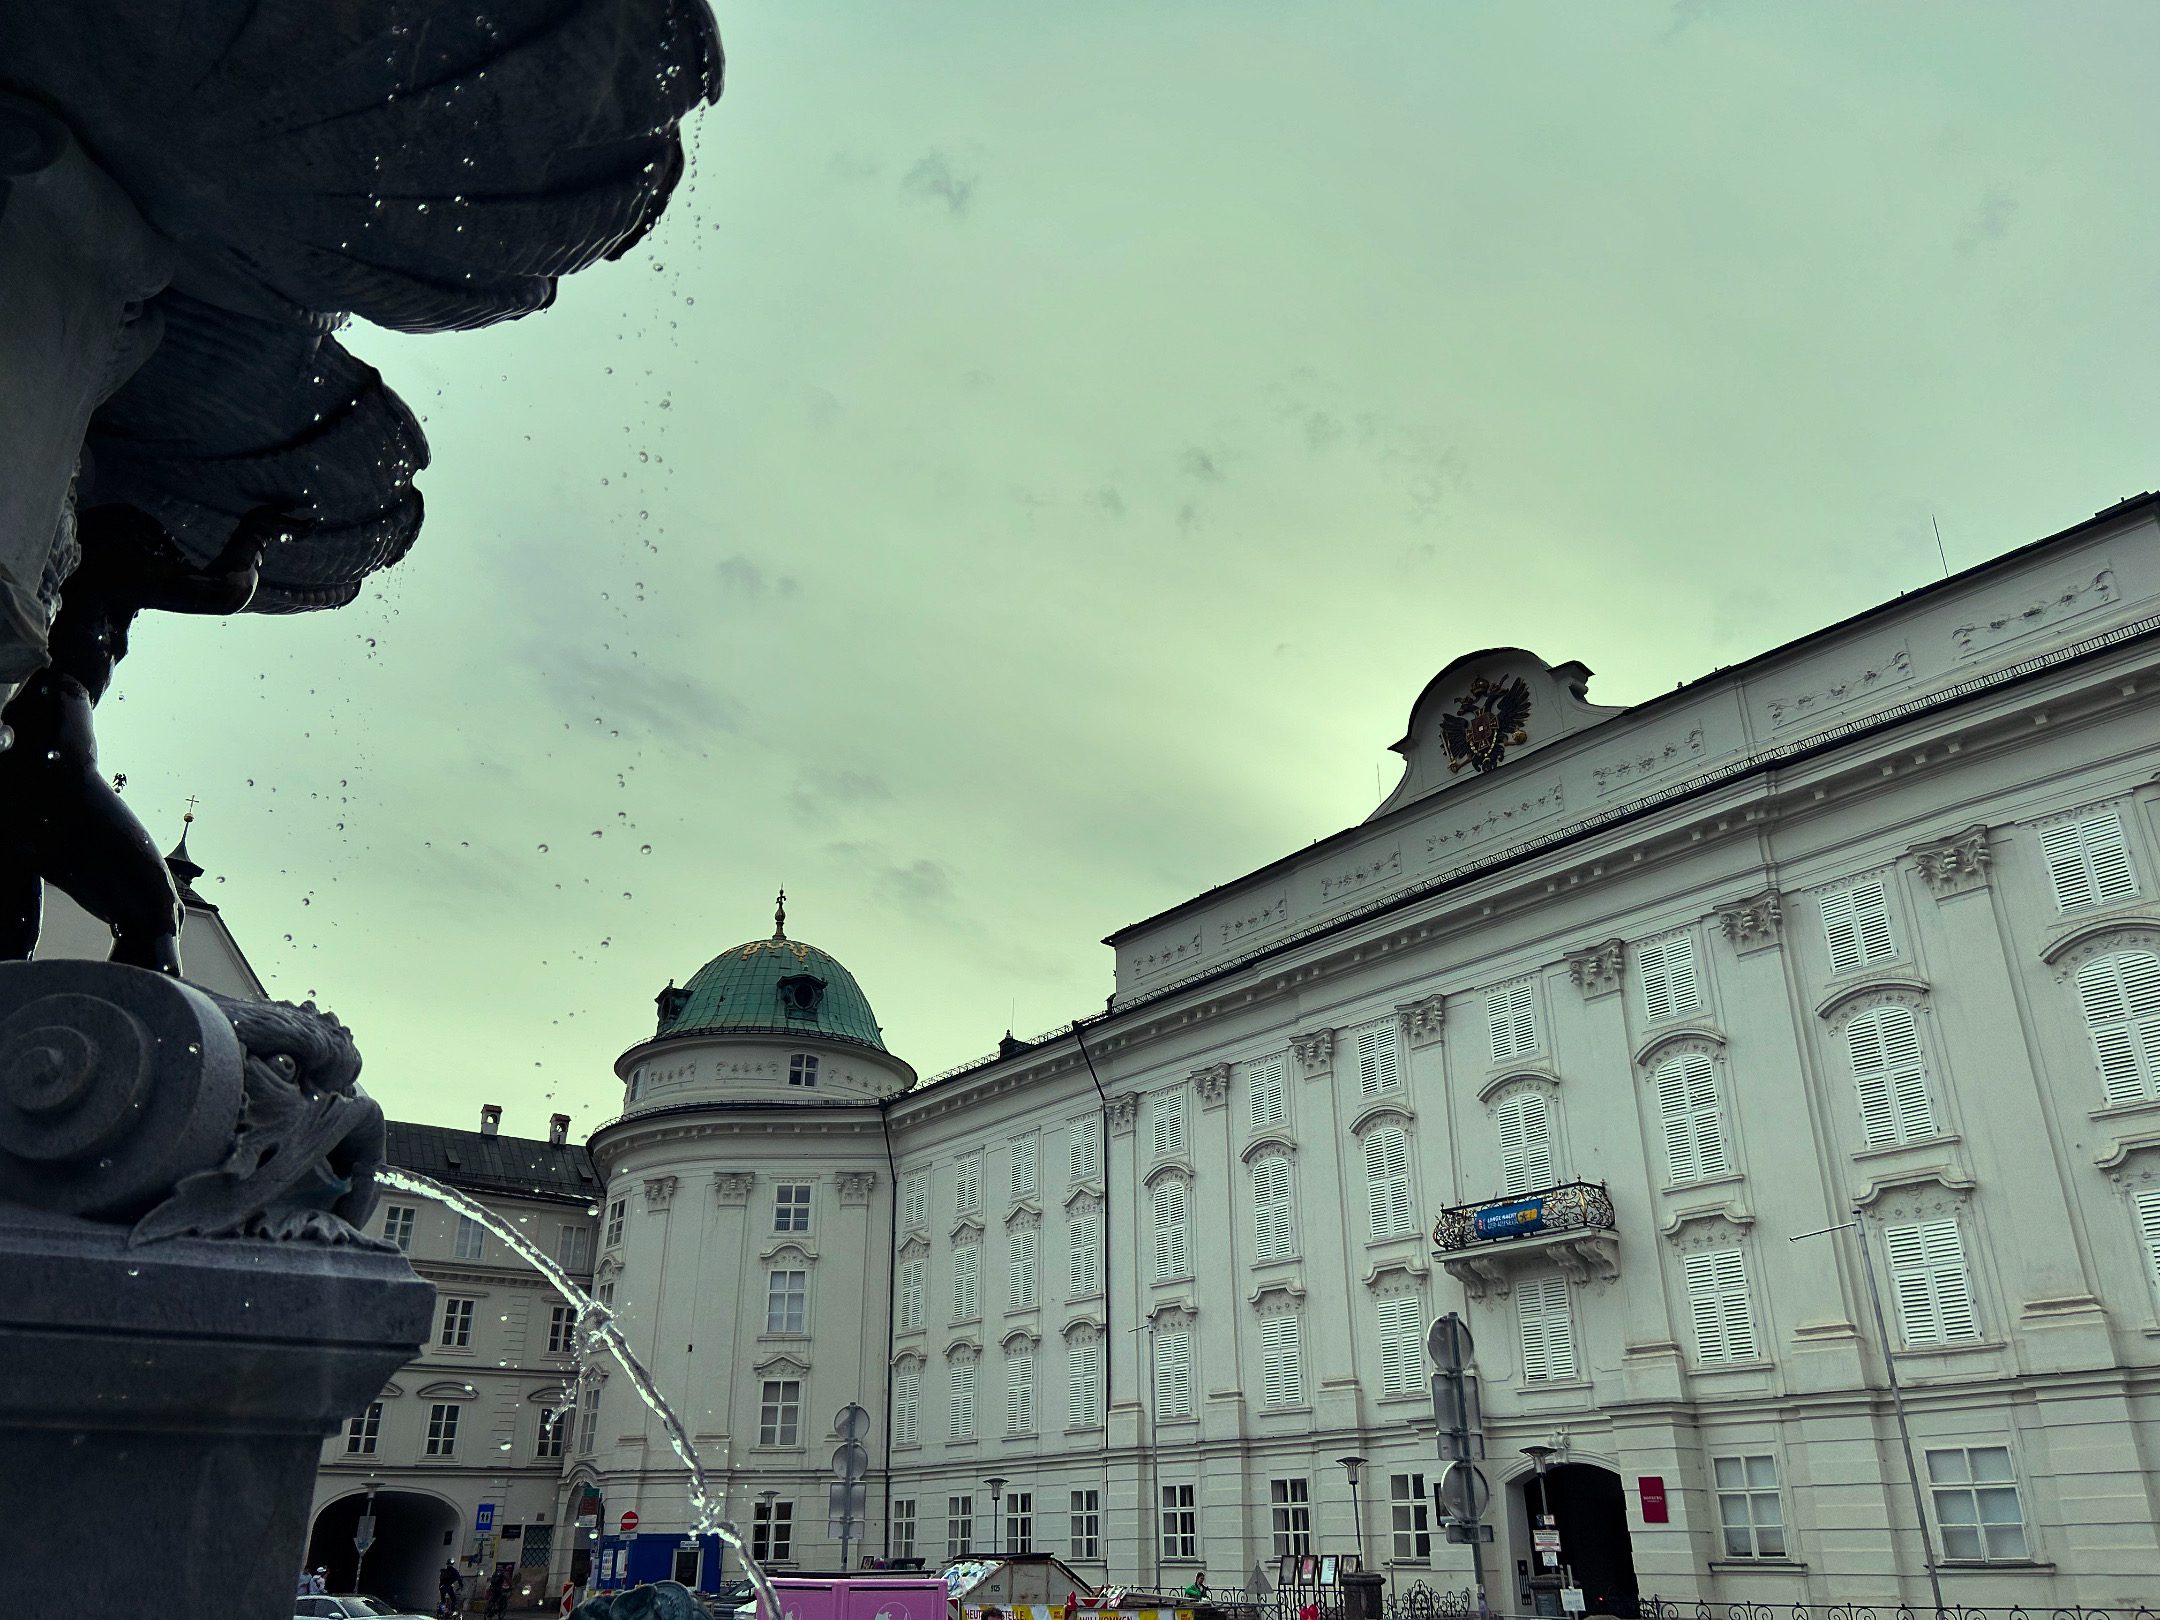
[1432,1179,1616,1253]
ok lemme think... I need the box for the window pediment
[378,1380,406,1398]
[950,1217,984,1245]
[1361,1253,1428,1290]
[1348,1099,1416,1137]
[944,1339,980,1364]
[594,1254,624,1284]
[999,1327,1040,1353]
[896,1233,929,1260]
[1658,1201,1754,1246]
[1853,1166,1976,1213]
[1633,1022,1726,1069]
[754,1351,810,1377]
[1142,1158,1194,1189]
[2042,916,2160,974]
[1240,1133,1298,1165]
[417,1381,478,1401]
[1813,973,1932,1023]
[762,1241,816,1267]
[1147,1298,1197,1326]
[1062,1315,1105,1343]
[1250,1282,1303,1316]
[1063,1185,1104,1212]
[526,1386,569,1405]
[1478,1066,1560,1104]
[1005,1204,1041,1232]
[891,1348,926,1371]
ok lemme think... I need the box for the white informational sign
[1560,1589,1585,1614]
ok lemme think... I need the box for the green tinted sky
[99,0,2160,1132]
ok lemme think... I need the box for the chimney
[549,1112,571,1148]
[480,1103,502,1137]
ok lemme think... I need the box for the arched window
[2077,950,2160,1106]
[1651,1050,1730,1182]
[1251,1154,1293,1262]
[1494,1092,1553,1197]
[1364,1125,1414,1240]
[1845,1005,1934,1147]
[1151,1178,1189,1282]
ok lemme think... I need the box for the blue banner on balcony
[1473,1197,1549,1240]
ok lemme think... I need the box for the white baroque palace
[576,493,2160,1610]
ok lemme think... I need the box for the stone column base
[0,1204,432,1619]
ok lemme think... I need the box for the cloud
[1659,0,1726,41]
[1180,447,1225,482]
[824,840,956,910]
[715,555,802,599]
[538,649,747,745]
[903,152,977,217]
[790,767,893,821]
[1087,487,1126,518]
[1955,187,2017,255]
[829,151,882,183]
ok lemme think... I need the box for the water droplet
[538,844,550,854]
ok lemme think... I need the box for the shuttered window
[956,1153,983,1215]
[1252,1154,1294,1261]
[2134,1188,2160,1299]
[1248,1054,1288,1132]
[1847,1005,1936,1146]
[1155,1328,1194,1419]
[902,1173,928,1231]
[893,1365,920,1446]
[1682,1247,1759,1364]
[1260,1314,1303,1408]
[2077,950,2160,1106]
[1487,982,1537,1062]
[1152,1092,1187,1160]
[898,1256,926,1331]
[953,1245,979,1321]
[1068,1117,1100,1184]
[1652,1051,1730,1183]
[1496,1092,1554,1197]
[1638,932,1702,1021]
[1365,1126,1415,1240]
[1822,880,1896,972]
[1152,1179,1189,1281]
[1883,1218,1980,1346]
[1068,1211,1100,1297]
[1377,1295,1425,1396]
[948,1361,975,1440]
[1009,1136,1037,1200]
[1066,1339,1101,1430]
[2040,811,2139,911]
[1518,1274,1576,1382]
[1356,1019,1403,1096]
[1006,1350,1035,1434]
[1009,1227,1038,1310]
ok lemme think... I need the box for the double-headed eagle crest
[1439,675,1532,774]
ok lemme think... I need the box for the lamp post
[1336,1456,1367,1561]
[1791,1217,1946,1614]
[985,1477,1009,1556]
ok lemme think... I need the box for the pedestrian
[486,1567,512,1618]
[312,1567,330,1595]
[439,1559,466,1617]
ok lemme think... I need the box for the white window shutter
[1821,887,1860,972]
[1260,1315,1302,1408]
[2078,952,2160,1106]
[1496,1093,1553,1197]
[1253,1156,1293,1262]
[2042,813,2138,911]
[1010,1228,1037,1309]
[949,1362,974,1439]
[2087,813,2138,904]
[1377,1295,1423,1395]
[2041,821,2094,909]
[1155,1329,1193,1418]
[1011,1136,1037,1199]
[1517,1275,1574,1381]
[1853,880,1895,962]
[1068,1118,1099,1183]
[1885,1218,1977,1346]
[1639,939,1672,1021]
[894,1366,919,1446]
[1153,1180,1188,1281]
[2134,1188,2160,1296]
[1682,1248,1756,1363]
[1365,1127,1412,1240]
[1848,1007,1934,1145]
[1008,1352,1034,1433]
[1067,1341,1097,1429]
[1488,983,1536,1062]
[1069,1214,1099,1296]
[1153,1094,1186,1160]
[1358,1020,1402,1096]
[1248,1055,1287,1132]
[900,1258,925,1330]
[954,1246,979,1319]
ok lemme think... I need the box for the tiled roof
[382,1121,599,1207]
[654,935,887,1052]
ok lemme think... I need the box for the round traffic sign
[620,1510,640,1535]
[1436,1461,1490,1522]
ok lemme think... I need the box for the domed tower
[576,896,912,1587]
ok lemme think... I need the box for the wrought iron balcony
[1431,1180,1620,1298]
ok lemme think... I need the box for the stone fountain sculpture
[0,3,722,1614]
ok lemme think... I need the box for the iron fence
[1431,1180,1616,1253]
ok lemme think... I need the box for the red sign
[619,1511,640,1535]
[1638,1477,1668,1524]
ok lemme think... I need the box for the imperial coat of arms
[1439,675,1532,773]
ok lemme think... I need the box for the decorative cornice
[2039,912,2160,969]
[1239,1133,1299,1165]
[1142,1157,1195,1189]
[1398,994,1447,1045]
[1147,1299,1198,1326]
[1658,1201,1755,1241]
[1063,1184,1104,1213]
[1249,1280,1305,1314]
[1715,890,1783,956]
[1478,1066,1561,1105]
[1361,1253,1429,1289]
[1291,1028,1336,1076]
[943,1339,980,1364]
[1910,824,1993,899]
[949,1216,984,1245]
[417,1380,482,1401]
[1633,1021,1727,1069]
[2096,1123,2160,1174]
[760,1239,817,1266]
[1851,1165,1977,1208]
[1812,972,1932,1023]
[753,1350,811,1376]
[712,1171,754,1206]
[1191,1063,1233,1109]
[641,1175,678,1212]
[1106,1093,1139,1135]
[896,1232,930,1260]
[1566,940,1626,1000]
[1061,1314,1106,1342]
[837,1171,876,1207]
[999,1327,1040,1352]
[1005,1205,1042,1233]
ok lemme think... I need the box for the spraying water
[374,1165,781,1618]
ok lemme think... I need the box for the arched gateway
[306,1488,462,1613]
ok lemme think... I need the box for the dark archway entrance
[1515,1463,1638,1618]
[308,1490,462,1613]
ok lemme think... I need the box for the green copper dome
[652,922,888,1053]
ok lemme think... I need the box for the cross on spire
[182,794,200,823]
[774,887,787,940]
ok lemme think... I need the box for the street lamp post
[1791,1218,1947,1614]
[985,1477,1009,1556]
[1335,1456,1368,1561]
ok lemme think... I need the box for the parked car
[294,1597,432,1620]
[705,1579,758,1618]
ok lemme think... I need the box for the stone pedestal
[0,1205,433,1618]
